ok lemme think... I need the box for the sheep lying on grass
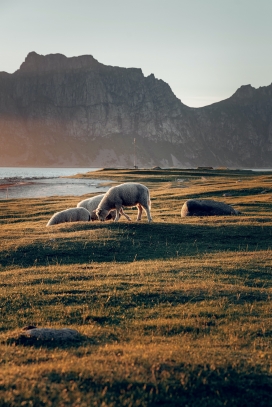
[95,182,152,222]
[77,194,131,221]
[46,207,91,226]
[181,199,239,217]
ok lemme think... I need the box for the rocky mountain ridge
[0,52,271,168]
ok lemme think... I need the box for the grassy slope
[0,168,271,406]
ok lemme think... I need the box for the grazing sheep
[77,194,131,221]
[46,207,91,226]
[95,182,152,222]
[181,199,239,217]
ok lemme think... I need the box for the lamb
[77,194,131,221]
[95,182,152,222]
[46,207,91,226]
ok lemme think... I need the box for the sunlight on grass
[0,169,271,406]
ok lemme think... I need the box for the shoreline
[0,181,36,189]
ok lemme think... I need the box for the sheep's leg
[136,204,143,221]
[143,204,152,223]
[114,207,121,222]
[120,207,131,221]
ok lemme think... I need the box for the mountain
[0,52,271,168]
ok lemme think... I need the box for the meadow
[0,168,271,406]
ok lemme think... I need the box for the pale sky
[1,0,272,107]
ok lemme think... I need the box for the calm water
[0,167,112,199]
[0,167,100,179]
[247,169,272,172]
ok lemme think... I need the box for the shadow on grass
[95,366,271,407]
[0,282,270,327]
[182,187,272,200]
[1,363,271,407]
[142,323,213,337]
[0,222,271,268]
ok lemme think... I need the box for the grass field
[0,168,271,406]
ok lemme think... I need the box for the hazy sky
[1,0,272,107]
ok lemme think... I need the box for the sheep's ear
[92,209,96,213]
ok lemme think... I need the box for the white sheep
[46,207,91,226]
[77,194,131,221]
[95,182,152,222]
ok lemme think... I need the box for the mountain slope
[0,52,271,167]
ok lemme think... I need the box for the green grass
[0,168,271,406]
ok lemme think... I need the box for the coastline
[0,181,36,189]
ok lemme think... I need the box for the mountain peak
[230,83,272,103]
[17,52,102,74]
[232,84,255,98]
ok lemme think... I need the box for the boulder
[22,328,82,341]
[181,199,239,217]
[10,327,83,346]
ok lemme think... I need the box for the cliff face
[0,52,271,168]
[195,84,272,167]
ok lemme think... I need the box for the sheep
[46,207,91,226]
[181,199,239,217]
[77,194,131,221]
[95,182,152,222]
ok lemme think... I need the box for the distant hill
[0,52,271,168]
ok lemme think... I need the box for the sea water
[0,167,112,199]
[0,167,100,179]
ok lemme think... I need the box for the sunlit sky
[1,0,272,107]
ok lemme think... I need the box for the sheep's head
[95,208,109,221]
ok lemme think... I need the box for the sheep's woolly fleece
[96,182,152,222]
[46,207,91,226]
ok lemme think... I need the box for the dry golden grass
[0,168,271,406]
